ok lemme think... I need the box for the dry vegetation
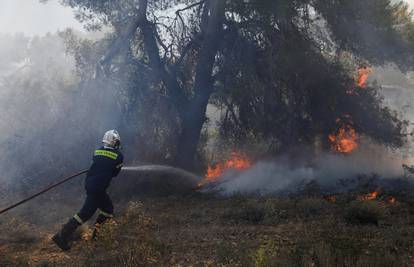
[1,193,414,267]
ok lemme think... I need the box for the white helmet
[102,130,121,149]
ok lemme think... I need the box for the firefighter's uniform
[76,147,123,224]
[52,146,123,250]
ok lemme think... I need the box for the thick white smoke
[215,142,412,195]
[211,65,414,196]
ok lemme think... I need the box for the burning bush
[199,152,252,187]
[328,116,359,154]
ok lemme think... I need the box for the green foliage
[57,0,414,160]
[217,0,408,151]
[59,29,104,80]
[251,241,279,267]
[314,0,414,70]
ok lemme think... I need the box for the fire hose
[0,169,88,215]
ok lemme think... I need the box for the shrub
[251,241,278,267]
[0,254,30,267]
[0,218,40,244]
[80,201,165,267]
[222,200,265,224]
[344,201,386,225]
[216,242,241,266]
[293,198,333,217]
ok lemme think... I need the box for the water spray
[122,165,200,181]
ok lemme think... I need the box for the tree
[57,0,414,167]
[214,0,411,151]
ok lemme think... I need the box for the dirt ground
[1,194,414,266]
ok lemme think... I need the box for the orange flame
[328,125,358,153]
[388,196,397,204]
[357,190,379,201]
[347,66,372,95]
[198,152,252,187]
[324,195,337,203]
[357,66,372,88]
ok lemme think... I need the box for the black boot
[52,218,81,251]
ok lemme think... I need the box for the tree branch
[136,0,189,116]
[152,23,169,55]
[175,0,206,15]
[175,0,206,36]
[96,0,148,77]
[174,39,199,68]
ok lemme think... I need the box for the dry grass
[1,194,414,266]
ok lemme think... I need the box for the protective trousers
[74,191,114,225]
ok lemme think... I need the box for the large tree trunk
[175,0,225,169]
[137,0,189,117]
[133,0,225,169]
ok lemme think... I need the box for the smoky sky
[404,0,414,7]
[0,0,84,36]
[0,0,413,36]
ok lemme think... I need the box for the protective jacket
[85,146,123,193]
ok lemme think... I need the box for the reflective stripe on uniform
[116,163,123,168]
[74,214,84,224]
[94,150,118,160]
[99,210,113,218]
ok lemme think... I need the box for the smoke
[204,64,414,196]
[0,29,181,219]
[0,31,148,227]
[215,141,412,195]
[0,0,84,36]
[0,1,413,209]
[0,31,131,200]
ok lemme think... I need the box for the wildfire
[324,192,397,204]
[356,190,398,204]
[328,124,358,153]
[388,196,397,204]
[198,152,252,187]
[357,190,379,201]
[330,67,369,152]
[346,66,373,95]
[357,66,372,88]
[324,195,337,203]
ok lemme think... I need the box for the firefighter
[52,130,124,251]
